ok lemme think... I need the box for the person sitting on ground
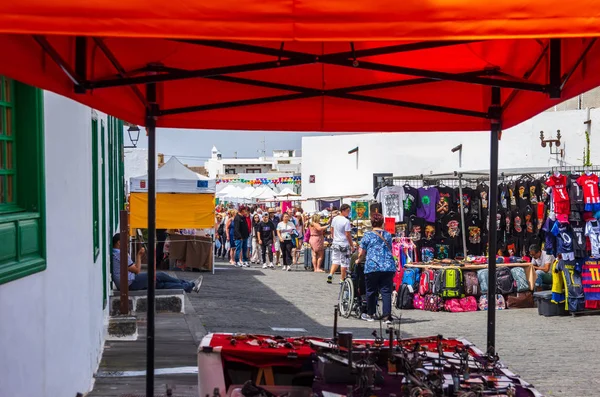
[356,212,396,323]
[529,244,555,291]
[111,233,201,293]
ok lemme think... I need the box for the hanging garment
[416,187,440,223]
[546,174,570,216]
[568,174,585,213]
[477,182,489,222]
[408,215,425,243]
[557,259,586,312]
[467,214,483,256]
[582,260,600,309]
[576,173,600,212]
[376,185,407,222]
[515,179,530,210]
[529,180,542,206]
[571,221,587,259]
[498,183,510,211]
[436,186,456,219]
[586,219,600,258]
[551,259,565,304]
[403,185,419,218]
[552,221,575,261]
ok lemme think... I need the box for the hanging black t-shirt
[571,220,587,258]
[493,210,506,245]
[528,180,541,206]
[515,179,530,210]
[435,238,455,260]
[455,187,474,215]
[419,237,436,262]
[523,205,536,236]
[538,178,550,204]
[508,182,518,211]
[504,209,512,238]
[477,183,490,222]
[467,215,483,256]
[403,186,419,218]
[568,174,585,212]
[498,183,510,211]
[370,202,382,215]
[395,222,408,238]
[408,215,425,242]
[512,209,524,237]
[436,186,455,219]
[441,212,462,249]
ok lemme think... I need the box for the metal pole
[486,86,501,355]
[119,210,129,315]
[146,82,157,397]
[457,173,468,259]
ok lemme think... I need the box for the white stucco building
[0,82,125,397]
[205,146,302,178]
[301,108,600,200]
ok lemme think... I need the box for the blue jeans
[535,269,552,287]
[235,239,249,262]
[365,271,394,317]
[129,272,194,293]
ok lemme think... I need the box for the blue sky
[129,127,338,166]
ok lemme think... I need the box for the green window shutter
[92,116,99,261]
[0,79,46,285]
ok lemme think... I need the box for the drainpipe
[583,107,593,166]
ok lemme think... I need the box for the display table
[169,234,213,271]
[405,262,536,291]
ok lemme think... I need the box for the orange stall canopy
[1,2,600,131]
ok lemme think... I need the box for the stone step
[109,289,185,316]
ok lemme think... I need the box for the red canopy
[1,1,600,131]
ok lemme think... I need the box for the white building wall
[125,147,149,193]
[0,92,109,397]
[302,108,600,200]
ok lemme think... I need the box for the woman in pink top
[309,214,327,272]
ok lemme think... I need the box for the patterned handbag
[424,294,444,312]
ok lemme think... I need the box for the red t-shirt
[546,174,570,214]
[576,174,600,204]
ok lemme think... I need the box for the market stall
[130,157,216,272]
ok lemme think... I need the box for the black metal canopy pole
[145,82,158,397]
[486,86,501,355]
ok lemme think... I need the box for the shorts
[274,239,281,252]
[332,245,351,268]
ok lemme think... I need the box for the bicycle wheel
[376,294,383,319]
[338,278,354,318]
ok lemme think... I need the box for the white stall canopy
[130,156,216,193]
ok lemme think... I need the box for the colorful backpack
[424,294,444,312]
[464,271,480,296]
[444,299,464,312]
[478,294,506,310]
[413,294,425,310]
[402,268,421,292]
[441,268,465,298]
[477,269,489,293]
[419,269,435,296]
[459,296,478,312]
[496,267,516,294]
[431,270,444,295]
[510,267,530,292]
[397,284,414,310]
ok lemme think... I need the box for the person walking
[277,213,296,271]
[214,213,225,258]
[258,213,276,269]
[292,212,305,266]
[269,208,282,266]
[250,214,261,264]
[233,206,251,267]
[225,209,237,264]
[327,204,354,284]
[356,213,396,323]
[309,214,327,272]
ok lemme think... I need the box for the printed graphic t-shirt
[467,215,483,256]
[416,187,440,223]
[552,221,575,258]
[515,180,530,210]
[403,186,419,218]
[586,220,600,258]
[436,186,455,219]
[376,186,406,222]
[571,221,587,258]
[546,174,571,215]
[568,174,585,212]
[577,174,600,206]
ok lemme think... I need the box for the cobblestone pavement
[186,261,600,397]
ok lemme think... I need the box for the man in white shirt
[327,204,354,284]
[529,244,555,291]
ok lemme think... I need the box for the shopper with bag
[356,212,396,323]
[277,213,296,271]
